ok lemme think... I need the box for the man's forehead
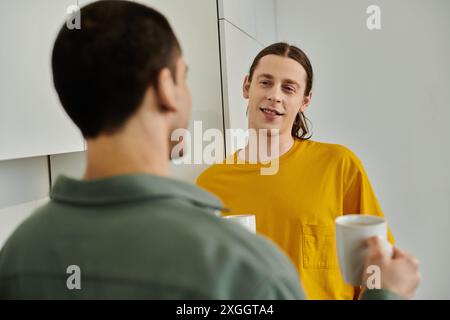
[254,54,306,82]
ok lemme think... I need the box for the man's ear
[242,75,250,99]
[156,67,177,112]
[300,90,313,113]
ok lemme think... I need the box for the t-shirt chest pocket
[302,224,339,269]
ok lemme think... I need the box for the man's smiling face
[243,54,310,138]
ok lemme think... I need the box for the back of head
[51,0,181,139]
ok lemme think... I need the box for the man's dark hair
[52,0,181,138]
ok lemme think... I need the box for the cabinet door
[218,0,257,39]
[219,0,276,46]
[0,0,85,161]
[136,0,224,181]
[219,20,262,155]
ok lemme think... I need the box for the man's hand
[362,236,421,299]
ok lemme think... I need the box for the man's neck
[240,131,295,163]
[83,121,170,180]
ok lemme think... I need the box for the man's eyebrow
[284,78,301,89]
[257,73,301,88]
[257,73,274,80]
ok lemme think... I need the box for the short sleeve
[341,148,395,245]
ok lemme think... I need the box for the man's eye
[260,81,270,86]
[284,86,295,93]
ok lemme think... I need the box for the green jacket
[0,174,399,300]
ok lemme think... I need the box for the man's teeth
[262,108,281,115]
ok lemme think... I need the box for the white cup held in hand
[335,214,393,286]
[222,214,256,234]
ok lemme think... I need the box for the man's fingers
[392,246,406,259]
[410,257,420,269]
[393,247,418,270]
[366,236,389,261]
[366,235,383,248]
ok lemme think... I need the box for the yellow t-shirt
[196,138,395,300]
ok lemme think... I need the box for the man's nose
[267,86,282,103]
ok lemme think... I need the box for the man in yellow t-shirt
[196,42,394,300]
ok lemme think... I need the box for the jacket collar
[50,173,224,212]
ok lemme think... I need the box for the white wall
[276,0,450,299]
[218,0,276,155]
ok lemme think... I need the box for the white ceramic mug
[335,214,393,285]
[222,214,256,234]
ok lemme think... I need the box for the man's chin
[250,125,282,136]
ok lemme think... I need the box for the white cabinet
[135,0,224,181]
[50,151,86,182]
[0,0,85,161]
[217,0,277,155]
[0,156,49,209]
[218,0,257,39]
[218,0,276,45]
[219,20,262,155]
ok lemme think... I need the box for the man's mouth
[260,107,285,116]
